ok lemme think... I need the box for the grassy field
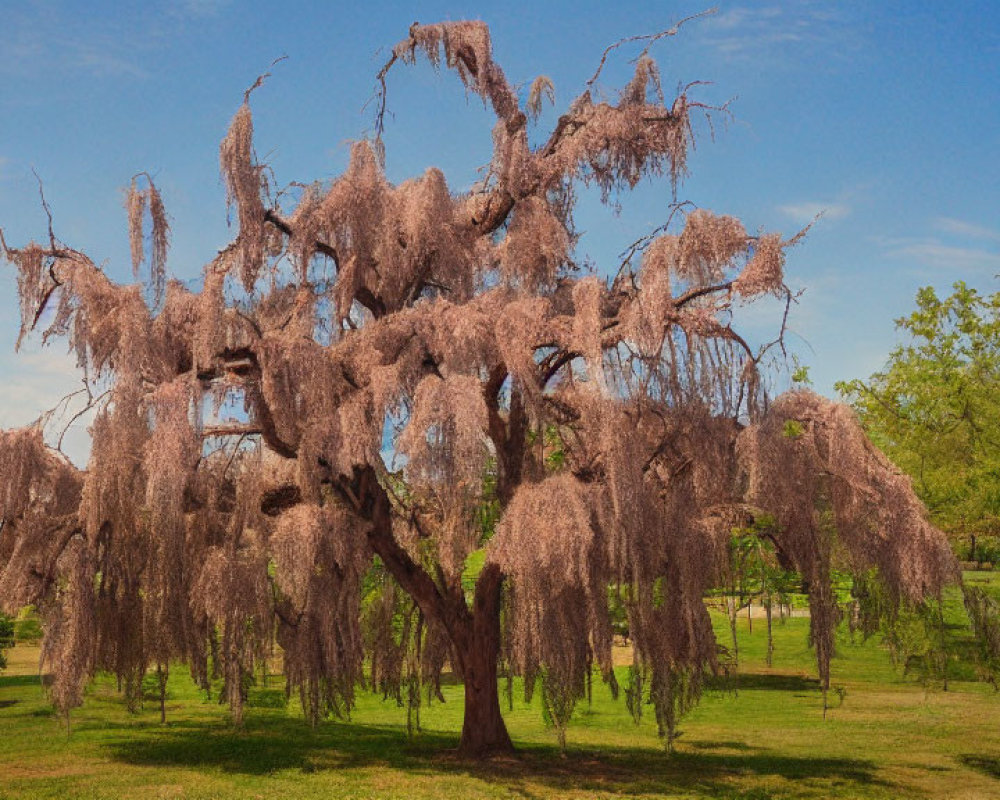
[1,574,998,799]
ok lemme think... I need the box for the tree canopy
[838,282,1000,559]
[0,19,955,757]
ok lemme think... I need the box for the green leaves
[0,613,14,671]
[838,282,1000,548]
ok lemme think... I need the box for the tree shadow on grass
[959,755,1000,780]
[105,716,886,798]
[685,740,754,751]
[0,674,46,689]
[706,674,821,693]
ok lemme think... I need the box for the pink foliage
[0,19,954,738]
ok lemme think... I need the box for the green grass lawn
[1,575,998,799]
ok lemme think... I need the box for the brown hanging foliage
[737,390,958,688]
[0,17,956,755]
[221,104,267,290]
[125,175,171,305]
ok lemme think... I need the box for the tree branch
[585,8,718,88]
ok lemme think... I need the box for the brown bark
[454,638,512,758]
[453,562,514,758]
[157,663,168,724]
[353,466,514,757]
[765,600,774,668]
[251,438,517,757]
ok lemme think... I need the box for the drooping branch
[0,17,957,749]
[376,21,524,137]
[349,466,470,635]
[243,55,288,104]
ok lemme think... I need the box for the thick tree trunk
[357,467,514,758]
[455,562,514,758]
[455,634,513,758]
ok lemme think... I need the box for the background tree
[726,519,790,669]
[0,613,13,672]
[838,282,1000,562]
[964,584,1000,688]
[0,18,955,757]
[840,281,1000,693]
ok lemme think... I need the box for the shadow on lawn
[959,755,1000,780]
[106,716,885,798]
[706,674,821,693]
[0,674,47,689]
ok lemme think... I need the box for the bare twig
[586,8,717,88]
[56,389,111,453]
[370,47,401,143]
[222,433,251,478]
[615,200,694,283]
[234,307,264,339]
[202,422,264,439]
[32,168,58,250]
[243,55,288,104]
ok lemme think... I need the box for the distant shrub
[14,608,43,643]
[964,586,1000,688]
[959,536,1000,566]
[0,613,14,670]
[246,688,288,709]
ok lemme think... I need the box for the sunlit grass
[0,576,997,799]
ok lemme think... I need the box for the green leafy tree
[0,613,14,671]
[722,530,758,669]
[750,533,791,668]
[964,584,1000,688]
[722,519,797,670]
[838,282,1000,559]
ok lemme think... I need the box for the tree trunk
[727,596,739,668]
[157,663,168,724]
[455,562,514,758]
[765,599,774,668]
[358,469,514,758]
[455,635,512,758]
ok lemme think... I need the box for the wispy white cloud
[778,201,851,225]
[73,43,148,79]
[696,2,854,62]
[878,236,1000,273]
[710,6,785,31]
[878,215,1000,273]
[1,20,46,75]
[934,217,1000,242]
[0,348,93,464]
[169,0,231,20]
[1,7,147,79]
[1,2,232,80]
[0,349,82,427]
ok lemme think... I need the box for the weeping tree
[0,19,956,756]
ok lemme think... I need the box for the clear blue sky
[1,1,998,462]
